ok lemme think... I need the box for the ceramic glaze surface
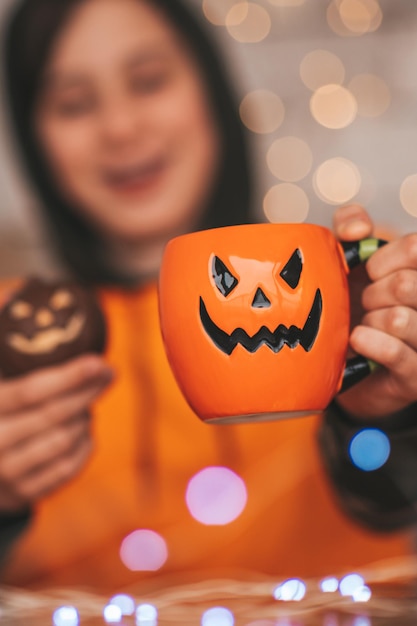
[159,224,350,423]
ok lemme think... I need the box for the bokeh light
[226,3,271,43]
[201,607,235,626]
[349,73,391,117]
[339,573,365,597]
[109,594,136,616]
[103,604,122,623]
[240,90,285,134]
[273,578,307,601]
[320,576,339,592]
[313,157,361,205]
[120,529,168,571]
[400,173,417,217]
[310,84,357,129]
[136,603,158,626]
[267,0,305,6]
[52,606,80,626]
[300,50,345,91]
[263,184,309,223]
[349,428,391,471]
[202,0,246,26]
[352,585,372,602]
[339,0,383,35]
[327,0,382,36]
[266,136,313,182]
[186,466,247,525]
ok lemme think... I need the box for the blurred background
[1,0,417,277]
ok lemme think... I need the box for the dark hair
[2,0,253,284]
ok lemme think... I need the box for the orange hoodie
[1,283,411,593]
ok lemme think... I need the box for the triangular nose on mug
[159,225,387,423]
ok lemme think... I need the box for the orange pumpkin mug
[158,223,384,424]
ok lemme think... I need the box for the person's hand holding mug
[159,218,386,424]
[333,204,417,419]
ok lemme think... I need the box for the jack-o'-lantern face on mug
[200,249,322,356]
[0,278,106,378]
[159,224,352,423]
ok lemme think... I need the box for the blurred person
[0,0,416,593]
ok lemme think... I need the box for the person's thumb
[333,204,373,241]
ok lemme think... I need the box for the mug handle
[339,237,387,393]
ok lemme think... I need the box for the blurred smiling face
[35,0,221,244]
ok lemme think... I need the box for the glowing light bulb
[109,594,135,616]
[352,585,372,602]
[136,603,158,625]
[339,573,365,597]
[273,578,306,601]
[201,607,234,626]
[320,576,339,592]
[103,604,122,623]
[52,606,79,626]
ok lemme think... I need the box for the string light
[313,157,361,205]
[201,607,235,626]
[273,578,307,601]
[310,84,357,129]
[226,3,271,42]
[300,50,345,91]
[266,136,312,182]
[263,183,310,223]
[136,603,158,626]
[400,174,417,217]
[240,90,285,134]
[52,607,79,626]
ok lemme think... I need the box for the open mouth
[199,289,322,355]
[103,157,166,190]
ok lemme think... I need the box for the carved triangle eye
[280,248,302,289]
[212,256,238,297]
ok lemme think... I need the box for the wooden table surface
[1,556,417,626]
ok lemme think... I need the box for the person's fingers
[361,307,417,352]
[361,269,417,311]
[2,435,93,507]
[0,413,90,483]
[349,325,417,401]
[332,204,374,240]
[0,354,113,415]
[365,233,417,281]
[0,376,111,449]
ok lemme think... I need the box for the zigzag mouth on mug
[199,289,322,356]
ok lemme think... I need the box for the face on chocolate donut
[0,278,106,378]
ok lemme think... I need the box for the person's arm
[319,400,417,531]
[323,204,417,530]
